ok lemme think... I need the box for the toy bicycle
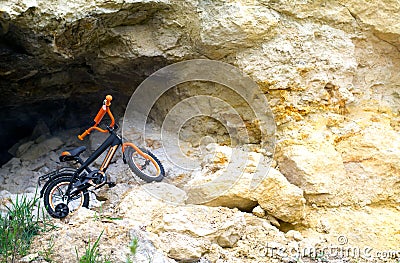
[38,95,165,219]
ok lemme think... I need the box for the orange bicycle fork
[122,142,161,174]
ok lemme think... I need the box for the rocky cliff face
[1,0,400,262]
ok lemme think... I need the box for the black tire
[43,176,89,218]
[125,147,165,182]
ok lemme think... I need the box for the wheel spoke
[55,186,65,198]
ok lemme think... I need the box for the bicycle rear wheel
[43,177,89,218]
[125,147,165,183]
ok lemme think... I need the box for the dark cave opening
[0,93,130,166]
[0,7,178,166]
[0,34,170,166]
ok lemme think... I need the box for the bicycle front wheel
[125,147,165,183]
[43,177,89,218]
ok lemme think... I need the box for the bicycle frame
[39,128,157,195]
[38,95,165,218]
[77,128,122,174]
[38,129,120,197]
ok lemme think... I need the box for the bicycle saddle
[59,146,86,162]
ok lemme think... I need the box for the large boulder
[150,205,246,260]
[334,118,400,205]
[185,145,306,224]
[197,1,280,58]
[252,167,306,224]
[278,140,349,206]
[19,137,64,161]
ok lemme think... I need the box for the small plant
[93,204,104,222]
[76,230,111,263]
[126,237,138,263]
[38,235,55,262]
[0,192,53,263]
[93,204,122,222]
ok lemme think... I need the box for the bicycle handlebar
[78,95,115,140]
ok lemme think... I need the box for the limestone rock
[334,119,400,205]
[278,141,349,205]
[142,182,187,205]
[265,214,281,228]
[15,141,35,157]
[252,205,265,218]
[117,185,173,224]
[186,171,258,211]
[67,207,96,225]
[261,0,355,26]
[184,145,257,211]
[1,157,21,171]
[161,233,206,261]
[341,0,400,45]
[151,206,246,247]
[20,137,64,161]
[197,1,280,58]
[251,167,306,224]
[236,22,357,106]
[285,230,303,242]
[185,144,305,223]
[30,184,301,263]
[19,253,39,262]
[31,120,51,141]
[31,210,173,263]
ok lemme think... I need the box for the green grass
[38,235,55,262]
[0,192,54,263]
[76,231,141,263]
[93,205,122,222]
[76,232,141,263]
[126,237,138,263]
[76,230,111,263]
